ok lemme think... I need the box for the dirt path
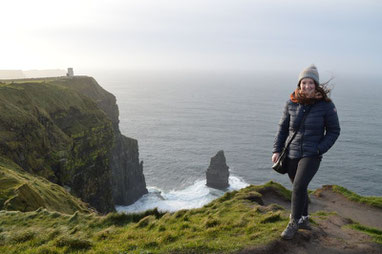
[240,213,382,254]
[309,186,382,230]
[243,186,382,254]
[262,186,382,230]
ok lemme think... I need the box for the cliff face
[0,79,115,213]
[110,136,147,204]
[0,76,147,213]
[54,77,148,205]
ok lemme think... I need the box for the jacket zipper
[300,107,305,157]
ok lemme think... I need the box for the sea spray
[116,176,249,213]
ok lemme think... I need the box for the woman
[272,65,340,240]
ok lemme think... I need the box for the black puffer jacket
[273,99,340,159]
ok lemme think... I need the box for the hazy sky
[1,0,381,76]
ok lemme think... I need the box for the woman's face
[300,78,316,98]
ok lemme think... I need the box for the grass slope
[0,157,91,214]
[0,182,290,253]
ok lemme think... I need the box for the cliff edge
[0,76,147,213]
[53,76,148,205]
[0,181,380,253]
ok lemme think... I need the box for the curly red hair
[291,80,332,104]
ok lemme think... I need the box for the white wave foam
[116,175,249,213]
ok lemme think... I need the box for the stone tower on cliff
[67,68,74,77]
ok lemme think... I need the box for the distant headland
[0,68,75,80]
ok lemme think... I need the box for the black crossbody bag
[272,106,312,174]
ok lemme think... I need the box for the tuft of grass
[68,211,79,222]
[174,209,188,218]
[161,233,178,244]
[204,218,220,228]
[101,208,164,227]
[34,246,60,254]
[155,223,166,232]
[236,191,264,205]
[55,236,92,250]
[47,229,61,241]
[136,215,156,228]
[312,210,337,218]
[250,181,292,201]
[143,241,159,249]
[260,212,282,224]
[94,227,117,241]
[179,223,190,230]
[10,230,36,243]
[217,190,238,203]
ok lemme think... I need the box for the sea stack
[206,150,230,190]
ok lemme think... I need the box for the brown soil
[310,186,382,230]
[260,188,291,209]
[239,186,382,254]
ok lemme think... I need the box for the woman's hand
[272,153,280,163]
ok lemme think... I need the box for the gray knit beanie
[298,64,319,85]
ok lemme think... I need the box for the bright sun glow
[1,0,381,75]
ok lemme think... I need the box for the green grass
[0,181,380,253]
[0,183,291,253]
[331,185,382,209]
[312,210,337,218]
[240,180,292,202]
[0,157,91,214]
[348,223,382,244]
[310,210,337,226]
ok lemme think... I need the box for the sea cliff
[0,77,381,253]
[0,76,147,213]
[51,76,148,205]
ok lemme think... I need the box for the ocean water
[116,176,249,213]
[90,70,382,212]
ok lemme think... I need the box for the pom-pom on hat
[298,64,319,85]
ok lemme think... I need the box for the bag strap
[281,106,312,154]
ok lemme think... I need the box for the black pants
[286,156,321,220]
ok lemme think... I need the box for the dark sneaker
[281,218,299,240]
[298,216,312,230]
